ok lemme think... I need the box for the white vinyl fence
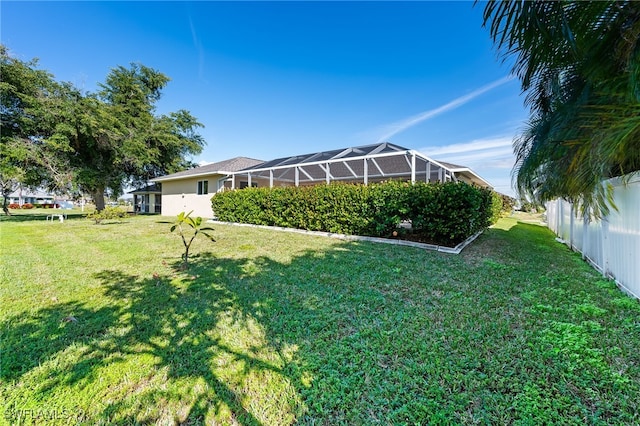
[546,173,640,300]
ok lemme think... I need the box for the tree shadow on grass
[0,224,558,425]
[1,246,357,425]
[91,266,277,425]
[5,222,638,424]
[0,301,120,382]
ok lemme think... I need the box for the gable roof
[8,188,56,198]
[152,157,264,182]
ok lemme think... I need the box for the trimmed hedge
[211,181,500,246]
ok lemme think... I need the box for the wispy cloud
[374,76,514,143]
[420,135,518,195]
[187,12,207,83]
[425,137,512,157]
[421,136,515,170]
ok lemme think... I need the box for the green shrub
[410,182,499,243]
[490,191,504,224]
[87,206,127,224]
[500,193,516,215]
[212,181,497,246]
[519,199,546,213]
[367,180,413,236]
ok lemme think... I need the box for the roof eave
[151,171,228,183]
[454,168,493,188]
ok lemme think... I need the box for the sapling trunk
[170,211,215,269]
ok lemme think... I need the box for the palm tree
[482,0,640,217]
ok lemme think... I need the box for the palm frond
[485,0,640,218]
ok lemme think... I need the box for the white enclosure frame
[218,143,491,190]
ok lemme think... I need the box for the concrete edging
[209,220,483,254]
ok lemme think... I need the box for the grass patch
[1,214,639,424]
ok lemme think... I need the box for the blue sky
[2,1,527,196]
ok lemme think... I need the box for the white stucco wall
[160,175,225,218]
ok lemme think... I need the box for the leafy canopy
[0,44,62,213]
[0,44,205,211]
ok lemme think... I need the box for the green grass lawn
[1,213,639,425]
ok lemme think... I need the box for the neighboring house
[7,188,55,206]
[151,157,264,217]
[152,142,493,219]
[129,183,162,213]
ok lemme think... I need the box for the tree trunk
[91,188,106,211]
[2,198,10,215]
[2,187,12,216]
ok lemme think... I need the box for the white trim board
[208,220,483,254]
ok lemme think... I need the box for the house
[8,188,56,206]
[129,183,162,213]
[152,142,492,218]
[151,157,264,217]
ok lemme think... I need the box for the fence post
[601,215,609,278]
[569,203,574,249]
[582,210,588,260]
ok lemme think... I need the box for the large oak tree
[0,45,61,214]
[1,45,205,212]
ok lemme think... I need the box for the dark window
[141,194,150,213]
[154,194,161,213]
[197,180,209,195]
